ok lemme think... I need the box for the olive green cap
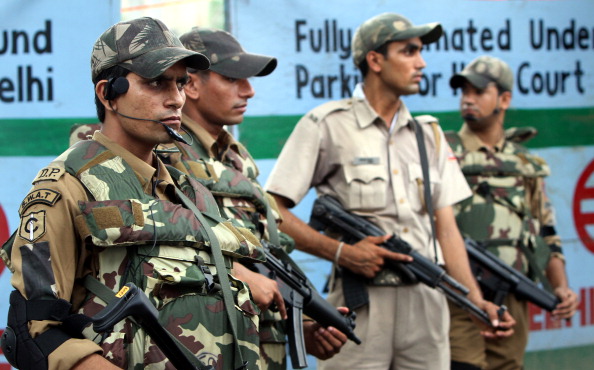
[450,55,514,92]
[352,13,442,67]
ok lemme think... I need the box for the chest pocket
[406,163,441,213]
[341,164,387,210]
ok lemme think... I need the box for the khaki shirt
[266,96,471,263]
[10,131,176,370]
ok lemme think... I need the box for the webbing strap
[174,188,246,369]
[412,119,439,264]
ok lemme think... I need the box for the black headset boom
[104,77,130,100]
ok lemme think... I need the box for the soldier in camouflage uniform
[446,55,578,370]
[160,27,348,369]
[265,13,514,370]
[2,17,264,370]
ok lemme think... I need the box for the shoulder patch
[19,210,47,242]
[32,166,65,184]
[19,189,62,215]
[307,99,351,123]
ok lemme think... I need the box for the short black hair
[357,42,390,77]
[93,65,130,122]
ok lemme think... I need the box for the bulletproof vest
[168,138,292,249]
[445,131,550,277]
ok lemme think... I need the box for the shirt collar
[458,123,506,152]
[352,89,413,132]
[92,131,174,192]
[182,113,240,159]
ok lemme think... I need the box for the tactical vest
[167,139,293,250]
[165,138,293,345]
[57,140,262,368]
[445,130,551,280]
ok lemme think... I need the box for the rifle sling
[412,119,439,264]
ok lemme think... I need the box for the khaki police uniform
[266,94,471,369]
[9,131,262,370]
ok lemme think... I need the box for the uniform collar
[182,113,240,159]
[352,92,413,132]
[458,123,506,152]
[92,131,174,193]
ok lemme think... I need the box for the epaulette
[414,114,441,154]
[69,123,101,146]
[305,99,351,124]
[505,126,538,144]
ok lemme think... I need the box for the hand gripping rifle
[465,238,560,311]
[309,195,494,328]
[92,283,215,370]
[252,241,361,369]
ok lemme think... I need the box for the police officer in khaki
[1,17,265,370]
[446,55,579,370]
[265,13,515,369]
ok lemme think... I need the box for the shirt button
[392,169,399,175]
[403,227,409,233]
[399,198,405,204]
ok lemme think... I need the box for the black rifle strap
[174,187,247,369]
[412,119,439,264]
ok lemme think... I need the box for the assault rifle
[252,241,361,369]
[93,283,215,370]
[465,238,560,311]
[309,195,494,328]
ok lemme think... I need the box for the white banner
[230,0,594,116]
[0,0,120,119]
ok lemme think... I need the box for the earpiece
[104,77,130,100]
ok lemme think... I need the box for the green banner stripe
[1,107,592,158]
[240,107,594,159]
[0,118,98,156]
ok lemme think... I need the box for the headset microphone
[105,77,189,145]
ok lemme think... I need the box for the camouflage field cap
[450,55,514,92]
[91,17,210,81]
[352,13,442,67]
[179,27,277,79]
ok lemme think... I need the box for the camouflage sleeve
[533,177,565,261]
[10,172,102,369]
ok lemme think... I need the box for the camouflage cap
[352,13,442,67]
[179,27,277,79]
[450,55,514,92]
[91,17,210,81]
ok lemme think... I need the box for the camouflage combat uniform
[445,124,563,369]
[161,114,292,370]
[8,132,263,370]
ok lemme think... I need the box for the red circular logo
[573,159,594,254]
[0,204,9,275]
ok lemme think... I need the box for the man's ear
[366,50,385,73]
[95,80,115,111]
[500,91,512,110]
[184,74,201,100]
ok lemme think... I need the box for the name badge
[352,157,380,165]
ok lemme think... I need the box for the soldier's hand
[552,286,579,320]
[339,235,412,279]
[233,263,287,319]
[304,307,349,360]
[475,300,515,339]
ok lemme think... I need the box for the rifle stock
[92,283,213,370]
[253,241,361,369]
[465,238,560,311]
[309,195,494,328]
